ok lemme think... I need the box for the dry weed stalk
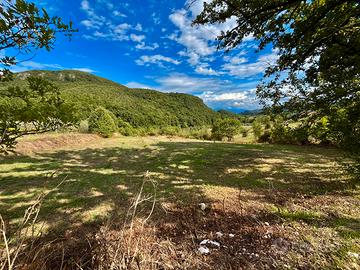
[0,173,67,270]
[110,170,158,269]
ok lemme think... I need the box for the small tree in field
[211,118,241,141]
[88,107,117,138]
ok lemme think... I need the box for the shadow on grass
[0,141,356,238]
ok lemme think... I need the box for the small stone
[198,246,210,255]
[229,233,235,238]
[348,252,359,259]
[199,203,206,211]
[216,232,223,238]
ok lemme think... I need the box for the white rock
[198,246,210,255]
[199,203,206,211]
[200,239,209,245]
[348,252,359,259]
[264,222,270,226]
[200,239,220,248]
[229,233,235,238]
[216,232,223,238]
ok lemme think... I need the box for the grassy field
[0,133,359,269]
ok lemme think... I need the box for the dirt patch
[15,133,101,154]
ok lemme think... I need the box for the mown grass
[0,134,359,268]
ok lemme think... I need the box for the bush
[211,118,241,141]
[252,120,263,139]
[160,126,180,136]
[188,127,211,140]
[269,121,292,144]
[88,107,117,137]
[78,120,89,133]
[269,121,310,145]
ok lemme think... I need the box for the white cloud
[154,73,260,109]
[80,1,142,41]
[113,10,127,17]
[134,23,143,31]
[202,92,249,101]
[11,61,95,73]
[71,68,96,73]
[135,55,181,66]
[135,42,159,50]
[221,50,279,78]
[130,34,145,43]
[125,81,152,89]
[195,65,220,76]
[168,0,239,66]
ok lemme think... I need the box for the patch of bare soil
[15,133,100,154]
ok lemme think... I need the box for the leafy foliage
[0,0,76,152]
[194,0,359,113]
[251,120,263,140]
[194,0,360,178]
[0,77,78,153]
[88,107,117,138]
[211,118,242,141]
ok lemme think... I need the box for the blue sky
[12,0,279,112]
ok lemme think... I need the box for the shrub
[160,126,180,136]
[252,120,263,140]
[78,120,89,133]
[188,127,211,140]
[88,107,117,137]
[211,118,241,141]
[269,121,292,144]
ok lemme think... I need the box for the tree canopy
[194,0,360,160]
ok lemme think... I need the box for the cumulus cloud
[222,50,279,78]
[194,62,221,76]
[168,0,249,66]
[135,55,181,66]
[130,34,145,43]
[135,42,159,50]
[80,0,142,41]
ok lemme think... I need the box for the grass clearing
[0,133,359,269]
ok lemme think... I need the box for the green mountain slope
[2,70,217,128]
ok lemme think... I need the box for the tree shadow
[0,141,356,240]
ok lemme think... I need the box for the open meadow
[1,133,359,269]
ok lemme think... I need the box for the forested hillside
[2,70,217,128]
